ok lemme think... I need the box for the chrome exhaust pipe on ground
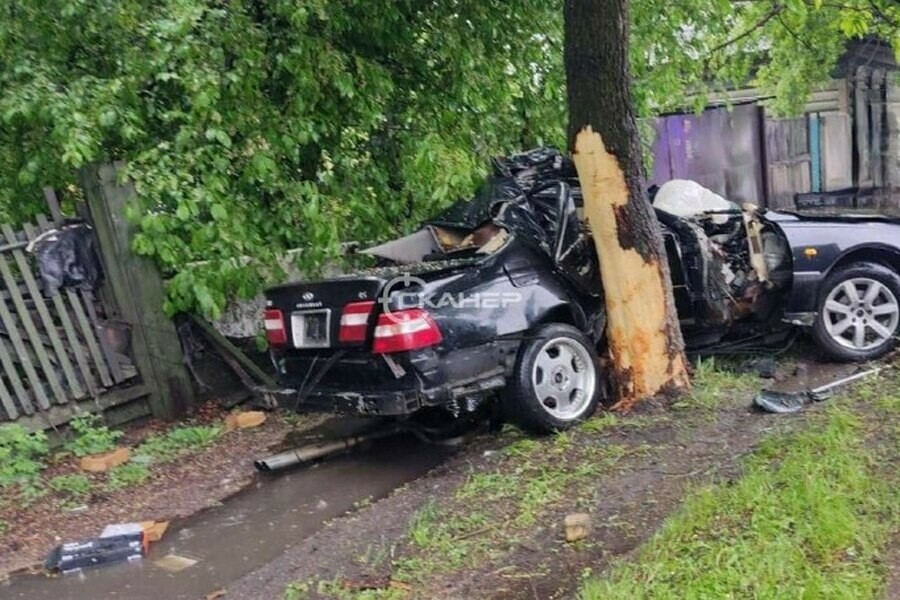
[254,425,403,472]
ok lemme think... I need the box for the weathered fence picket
[0,265,49,412]
[0,211,133,424]
[2,168,195,430]
[2,223,83,400]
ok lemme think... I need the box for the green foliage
[48,473,92,504]
[0,0,565,317]
[1,1,898,316]
[579,412,620,434]
[134,424,221,462]
[106,463,152,491]
[65,414,123,457]
[580,405,898,599]
[0,424,49,488]
[630,0,900,117]
[284,578,406,600]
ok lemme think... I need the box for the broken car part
[253,424,403,472]
[753,367,882,413]
[45,533,145,573]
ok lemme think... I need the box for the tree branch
[706,3,783,57]
[867,0,900,28]
[776,13,816,52]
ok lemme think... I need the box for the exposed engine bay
[652,179,793,347]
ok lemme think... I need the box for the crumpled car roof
[425,148,576,230]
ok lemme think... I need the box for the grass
[48,473,92,507]
[0,424,49,489]
[106,463,152,491]
[672,356,759,411]
[283,424,649,598]
[285,580,407,600]
[2,421,224,514]
[133,424,222,463]
[579,400,900,599]
[65,413,123,457]
[280,363,788,599]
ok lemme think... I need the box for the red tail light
[264,309,287,346]
[372,309,442,354]
[339,300,375,343]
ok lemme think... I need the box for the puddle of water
[2,434,448,600]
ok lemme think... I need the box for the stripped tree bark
[564,0,690,408]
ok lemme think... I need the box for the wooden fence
[0,207,137,428]
[1,166,195,431]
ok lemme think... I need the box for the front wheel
[812,262,900,362]
[504,323,601,433]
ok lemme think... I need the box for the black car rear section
[263,269,514,416]
[265,277,385,350]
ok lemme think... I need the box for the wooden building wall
[650,53,900,213]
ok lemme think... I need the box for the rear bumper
[270,341,517,416]
[288,368,507,416]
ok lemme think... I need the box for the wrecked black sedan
[264,149,900,433]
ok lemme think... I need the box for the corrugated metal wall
[649,104,765,205]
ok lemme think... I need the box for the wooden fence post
[79,162,194,420]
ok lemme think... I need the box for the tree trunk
[564,0,690,408]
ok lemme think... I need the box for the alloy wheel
[823,277,900,350]
[531,336,597,421]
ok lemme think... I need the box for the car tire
[812,262,900,362]
[504,323,601,433]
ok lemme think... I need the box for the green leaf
[210,203,227,220]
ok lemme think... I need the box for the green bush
[135,424,222,463]
[106,463,152,491]
[0,424,49,488]
[49,474,92,504]
[65,414,123,457]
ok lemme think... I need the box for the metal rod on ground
[754,366,883,414]
[808,367,882,397]
[254,425,403,472]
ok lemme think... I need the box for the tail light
[264,309,287,346]
[339,300,375,343]
[372,309,442,354]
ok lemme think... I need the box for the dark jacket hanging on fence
[27,220,103,294]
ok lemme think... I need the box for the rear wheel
[812,262,900,362]
[504,323,601,433]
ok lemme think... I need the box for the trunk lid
[265,258,478,350]
[266,277,385,350]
